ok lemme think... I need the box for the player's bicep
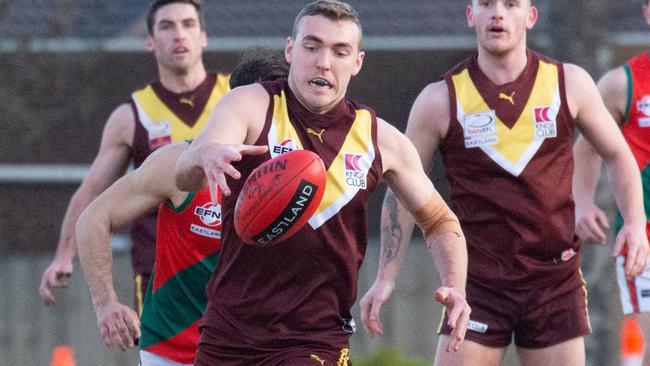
[82,104,134,194]
[379,122,435,211]
[568,64,625,160]
[194,84,269,147]
[597,67,627,125]
[404,81,450,173]
[88,171,165,231]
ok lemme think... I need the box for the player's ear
[351,51,365,77]
[526,5,538,29]
[466,4,475,28]
[285,37,294,64]
[146,34,154,52]
[200,30,207,49]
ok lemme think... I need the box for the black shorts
[439,274,591,348]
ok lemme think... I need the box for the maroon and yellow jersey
[441,50,580,290]
[201,79,382,352]
[140,188,222,364]
[127,73,230,276]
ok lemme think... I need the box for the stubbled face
[146,3,207,75]
[467,0,537,57]
[285,15,364,114]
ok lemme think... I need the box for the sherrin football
[234,149,327,246]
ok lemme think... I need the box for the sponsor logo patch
[344,153,367,189]
[639,118,650,128]
[194,202,221,227]
[468,320,488,333]
[145,120,172,150]
[561,248,577,262]
[463,111,498,148]
[272,139,298,156]
[637,96,650,117]
[641,289,650,298]
[533,106,557,139]
[190,224,221,239]
[342,318,357,334]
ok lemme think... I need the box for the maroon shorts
[195,325,352,366]
[440,275,591,348]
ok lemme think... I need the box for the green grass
[351,348,430,366]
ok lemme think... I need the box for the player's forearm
[572,136,603,207]
[376,190,416,283]
[174,146,208,192]
[605,148,645,226]
[76,211,118,308]
[411,191,466,292]
[427,232,467,294]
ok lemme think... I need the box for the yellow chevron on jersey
[452,60,561,176]
[131,74,230,142]
[266,90,375,229]
[268,92,304,157]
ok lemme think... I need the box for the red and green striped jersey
[140,188,222,364]
[616,52,650,234]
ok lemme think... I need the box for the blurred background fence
[1,0,648,364]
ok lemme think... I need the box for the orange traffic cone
[621,316,645,366]
[50,345,75,366]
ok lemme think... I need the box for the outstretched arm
[360,81,464,346]
[380,118,468,352]
[174,85,269,199]
[360,81,450,335]
[362,80,468,352]
[567,63,648,277]
[77,143,185,350]
[39,104,133,306]
[360,188,416,337]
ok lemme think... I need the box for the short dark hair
[229,47,290,89]
[147,0,204,35]
[292,0,362,42]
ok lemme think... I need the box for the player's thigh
[516,336,584,366]
[434,335,505,366]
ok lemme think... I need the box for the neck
[158,63,208,93]
[476,44,528,85]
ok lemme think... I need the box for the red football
[234,149,327,246]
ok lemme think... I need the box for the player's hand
[197,143,268,200]
[359,279,395,337]
[94,301,141,351]
[575,203,609,244]
[614,222,649,278]
[39,257,74,306]
[435,286,470,352]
